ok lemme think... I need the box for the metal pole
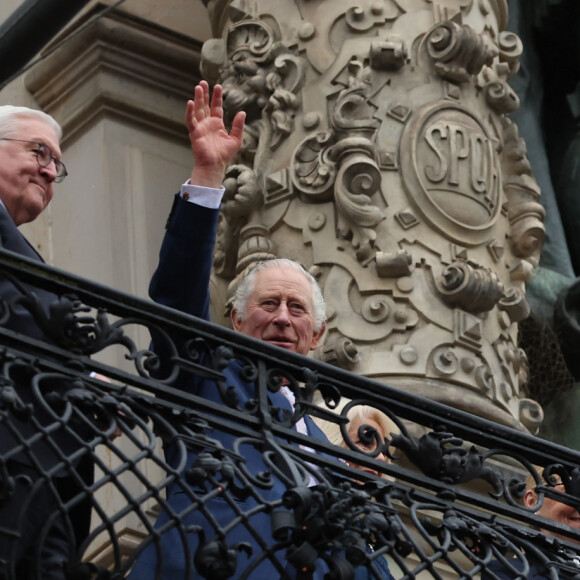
[0,0,92,89]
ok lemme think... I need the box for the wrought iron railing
[1,247,580,580]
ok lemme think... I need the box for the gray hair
[316,401,399,449]
[231,258,326,332]
[0,106,62,141]
[313,399,400,476]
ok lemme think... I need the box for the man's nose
[273,303,291,325]
[39,161,57,182]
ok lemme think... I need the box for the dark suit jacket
[0,204,65,461]
[129,195,345,579]
[0,204,57,340]
[0,205,88,461]
[0,204,95,546]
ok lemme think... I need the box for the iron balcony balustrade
[0,247,579,579]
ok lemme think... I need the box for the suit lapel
[0,205,44,262]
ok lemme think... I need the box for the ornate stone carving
[319,335,360,370]
[438,261,504,313]
[203,0,545,432]
[213,164,262,279]
[426,21,497,83]
[370,37,407,71]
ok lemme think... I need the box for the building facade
[1,0,580,574]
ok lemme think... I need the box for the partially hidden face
[346,416,386,479]
[231,266,325,356]
[0,118,61,226]
[526,482,580,541]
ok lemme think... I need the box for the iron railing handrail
[0,246,577,466]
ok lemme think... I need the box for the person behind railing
[484,469,580,579]
[313,400,399,580]
[127,81,395,579]
[0,106,93,579]
[313,400,398,480]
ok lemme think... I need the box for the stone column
[201,0,545,433]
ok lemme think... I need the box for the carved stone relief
[201,0,545,433]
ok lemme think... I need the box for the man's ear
[309,322,327,351]
[524,488,539,509]
[231,307,243,332]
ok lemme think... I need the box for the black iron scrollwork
[1,252,580,578]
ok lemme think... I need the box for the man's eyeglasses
[1,138,68,183]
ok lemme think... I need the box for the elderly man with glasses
[0,105,92,580]
[0,107,69,343]
[0,107,67,227]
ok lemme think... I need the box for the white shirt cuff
[180,181,225,209]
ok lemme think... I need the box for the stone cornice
[25,6,202,145]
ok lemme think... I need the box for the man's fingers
[230,111,246,143]
[210,84,223,115]
[185,82,212,134]
[185,100,196,132]
[195,84,208,120]
[187,82,244,151]
[202,80,210,108]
